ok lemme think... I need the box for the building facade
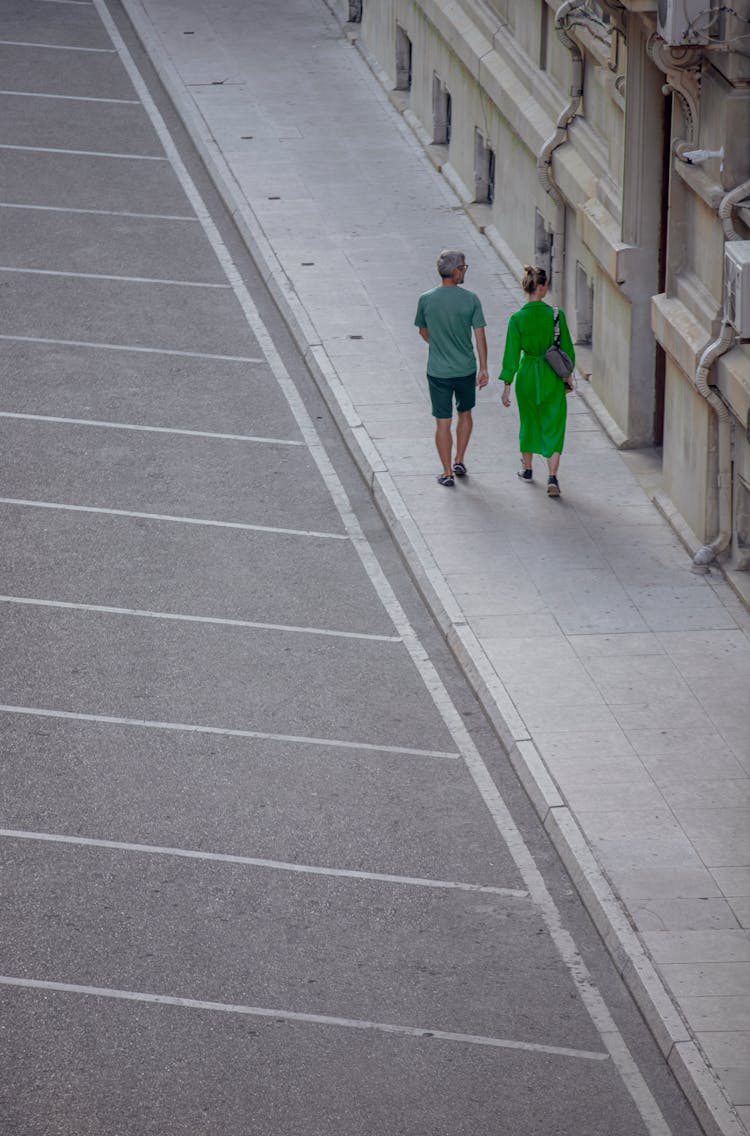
[337,0,750,588]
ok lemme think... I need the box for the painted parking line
[0,596,401,644]
[0,266,229,288]
[0,144,164,160]
[0,334,263,363]
[0,202,198,221]
[0,41,114,52]
[0,497,347,540]
[0,89,139,104]
[0,412,304,447]
[0,704,460,760]
[95,6,678,1130]
[0,829,527,899]
[3,0,592,1099]
[0,976,607,1061]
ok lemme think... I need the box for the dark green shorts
[427,372,477,419]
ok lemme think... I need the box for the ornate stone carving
[646,35,703,155]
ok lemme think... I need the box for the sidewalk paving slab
[114,1,750,1132]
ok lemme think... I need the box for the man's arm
[418,327,430,343]
[473,326,489,388]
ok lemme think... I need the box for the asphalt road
[0,3,706,1134]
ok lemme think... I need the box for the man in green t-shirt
[414,249,488,486]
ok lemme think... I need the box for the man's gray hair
[437,249,465,277]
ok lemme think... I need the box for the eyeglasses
[460,263,468,270]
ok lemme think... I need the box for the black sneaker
[452,461,467,478]
[547,475,560,497]
[517,466,533,481]
[437,473,455,487]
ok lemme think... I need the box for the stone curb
[116,4,746,1133]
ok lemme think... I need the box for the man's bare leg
[455,410,473,467]
[435,417,453,477]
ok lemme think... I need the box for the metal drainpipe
[691,179,750,571]
[692,320,735,570]
[536,0,585,298]
[719,176,750,241]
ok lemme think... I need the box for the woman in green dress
[499,265,574,497]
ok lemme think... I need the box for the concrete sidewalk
[115,1,750,1132]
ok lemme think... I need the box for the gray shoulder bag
[544,308,574,383]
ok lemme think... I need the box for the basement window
[395,25,412,91]
[348,1,362,21]
[539,3,549,70]
[534,208,553,280]
[474,130,496,204]
[736,476,750,556]
[575,263,594,344]
[432,75,452,146]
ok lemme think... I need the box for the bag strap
[552,307,561,347]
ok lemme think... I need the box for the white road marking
[0,829,527,898]
[0,143,164,159]
[95,6,677,1129]
[0,265,229,288]
[0,202,197,221]
[0,498,348,540]
[0,40,115,52]
[0,412,303,447]
[0,595,401,644]
[0,89,139,104]
[0,704,460,760]
[0,333,263,362]
[0,976,606,1060]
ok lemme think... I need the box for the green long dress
[499,301,575,457]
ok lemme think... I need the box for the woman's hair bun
[521,264,548,293]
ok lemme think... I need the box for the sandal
[452,461,467,478]
[437,474,455,487]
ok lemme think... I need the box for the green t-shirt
[414,285,485,379]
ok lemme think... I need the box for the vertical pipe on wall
[536,1,585,298]
[692,320,735,570]
[537,2,613,298]
[719,177,750,242]
[691,179,750,570]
